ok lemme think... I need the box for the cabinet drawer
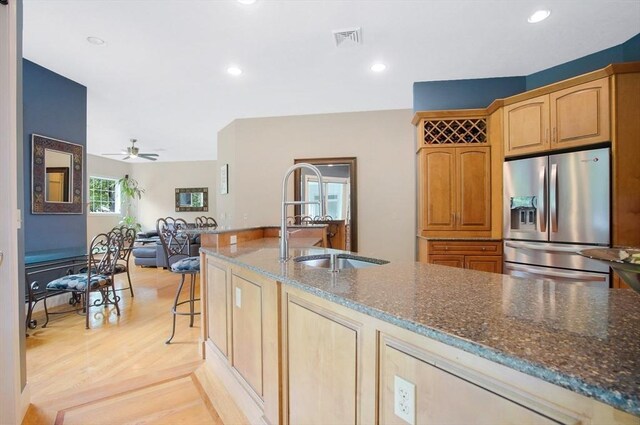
[428,240,502,255]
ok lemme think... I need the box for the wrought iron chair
[157,217,200,344]
[111,225,136,297]
[195,216,218,229]
[43,230,123,329]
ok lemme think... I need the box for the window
[89,177,120,213]
[304,176,349,220]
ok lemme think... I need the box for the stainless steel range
[503,147,611,287]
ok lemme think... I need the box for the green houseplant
[118,174,144,231]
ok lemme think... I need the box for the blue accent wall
[413,33,640,111]
[413,77,526,111]
[23,59,87,256]
[526,33,640,90]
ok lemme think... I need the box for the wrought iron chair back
[157,217,191,265]
[89,231,123,278]
[195,216,218,229]
[111,226,136,262]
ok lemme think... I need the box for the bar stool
[156,217,200,344]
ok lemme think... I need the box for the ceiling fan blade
[138,154,158,161]
[102,153,127,156]
[122,155,130,160]
[139,152,159,157]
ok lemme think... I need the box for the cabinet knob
[444,246,448,251]
[482,247,486,251]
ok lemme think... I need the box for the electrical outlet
[230,234,237,244]
[394,375,415,425]
[235,287,242,308]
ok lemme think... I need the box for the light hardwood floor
[22,265,229,425]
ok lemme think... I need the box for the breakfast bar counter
[198,239,640,424]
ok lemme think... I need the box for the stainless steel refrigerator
[503,147,611,287]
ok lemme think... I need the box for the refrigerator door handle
[538,165,547,233]
[504,241,578,254]
[550,163,558,233]
[504,263,608,282]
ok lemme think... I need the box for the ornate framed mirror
[32,134,83,214]
[175,187,209,212]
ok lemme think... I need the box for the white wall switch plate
[230,234,237,244]
[394,375,416,425]
[235,287,242,308]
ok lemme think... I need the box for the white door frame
[0,0,28,423]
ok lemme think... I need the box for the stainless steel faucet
[280,163,325,261]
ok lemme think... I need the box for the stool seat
[170,256,200,273]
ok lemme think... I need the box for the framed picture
[220,163,229,194]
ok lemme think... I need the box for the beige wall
[87,156,217,240]
[134,160,217,231]
[86,154,132,245]
[216,109,415,262]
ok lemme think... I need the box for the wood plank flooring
[22,265,229,425]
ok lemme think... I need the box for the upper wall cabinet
[503,95,550,156]
[549,77,610,150]
[504,77,610,157]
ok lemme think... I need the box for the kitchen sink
[293,253,389,271]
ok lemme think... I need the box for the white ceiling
[23,0,640,162]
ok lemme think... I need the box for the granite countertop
[184,224,326,235]
[201,240,640,416]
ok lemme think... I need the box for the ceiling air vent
[333,27,362,47]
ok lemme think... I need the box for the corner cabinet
[415,110,500,240]
[504,77,610,157]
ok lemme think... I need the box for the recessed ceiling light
[87,36,106,46]
[527,10,551,23]
[370,63,386,73]
[227,66,243,76]
[237,0,256,4]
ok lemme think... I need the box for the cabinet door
[287,299,358,425]
[465,255,503,274]
[504,95,550,156]
[456,147,491,231]
[231,274,263,397]
[206,259,229,357]
[550,77,610,149]
[421,149,456,231]
[429,255,464,269]
[380,341,567,425]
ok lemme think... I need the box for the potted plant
[118,174,144,231]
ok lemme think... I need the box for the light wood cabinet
[379,335,576,425]
[206,258,229,356]
[285,297,359,425]
[231,274,264,397]
[420,147,491,234]
[504,94,550,156]
[504,77,610,157]
[424,240,503,273]
[550,77,610,149]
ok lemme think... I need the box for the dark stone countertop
[201,241,640,416]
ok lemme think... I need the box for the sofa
[132,230,200,268]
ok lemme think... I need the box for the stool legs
[166,271,200,344]
[166,274,186,344]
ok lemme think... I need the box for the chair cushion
[46,273,111,291]
[170,257,200,273]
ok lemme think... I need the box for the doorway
[293,157,357,252]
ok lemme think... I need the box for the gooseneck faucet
[280,163,325,261]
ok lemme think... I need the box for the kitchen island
[197,238,640,424]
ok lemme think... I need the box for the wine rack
[421,118,487,145]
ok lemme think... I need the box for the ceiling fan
[102,139,159,161]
